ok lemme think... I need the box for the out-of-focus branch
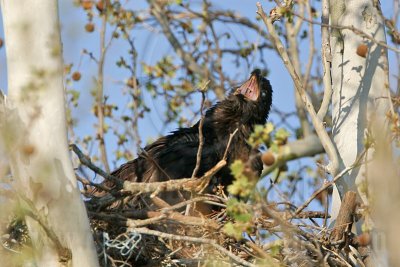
[317,0,333,120]
[286,12,313,137]
[148,0,224,99]
[292,1,304,36]
[262,134,324,176]
[96,1,110,172]
[302,0,316,91]
[122,28,142,153]
[257,2,339,176]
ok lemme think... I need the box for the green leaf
[223,222,243,240]
[230,160,244,178]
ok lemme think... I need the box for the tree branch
[256,2,339,176]
[317,0,333,120]
[123,159,226,194]
[148,0,224,99]
[261,134,324,176]
[70,144,123,188]
[96,1,110,172]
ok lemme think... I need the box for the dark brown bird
[111,69,272,205]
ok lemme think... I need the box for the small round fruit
[356,44,368,58]
[72,71,82,81]
[85,23,95,33]
[356,232,371,246]
[81,1,93,10]
[96,1,104,12]
[262,152,275,166]
[22,144,35,156]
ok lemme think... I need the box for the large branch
[262,134,324,176]
[123,159,226,194]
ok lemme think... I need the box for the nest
[86,184,241,266]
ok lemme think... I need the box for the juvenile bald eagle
[111,69,272,203]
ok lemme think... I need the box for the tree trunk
[0,1,99,266]
[330,0,396,265]
[330,0,390,217]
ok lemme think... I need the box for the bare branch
[262,134,324,176]
[70,144,123,188]
[256,2,339,176]
[123,159,227,194]
[96,1,110,172]
[317,0,333,120]
[148,0,224,99]
[294,149,367,216]
[192,82,209,178]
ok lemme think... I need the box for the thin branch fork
[256,2,339,176]
[294,149,367,216]
[70,144,123,188]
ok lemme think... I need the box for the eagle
[108,69,272,210]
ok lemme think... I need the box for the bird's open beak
[234,73,260,101]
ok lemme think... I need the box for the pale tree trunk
[330,0,395,265]
[330,0,390,216]
[0,1,99,266]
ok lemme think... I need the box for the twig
[256,2,339,176]
[160,196,224,212]
[292,12,400,54]
[223,128,239,160]
[192,81,209,178]
[124,210,219,229]
[70,144,123,188]
[130,227,257,267]
[149,0,224,99]
[294,149,367,216]
[96,1,110,172]
[284,3,312,137]
[123,29,142,153]
[302,0,316,92]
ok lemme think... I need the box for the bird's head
[232,69,273,124]
[205,69,272,134]
[234,69,272,104]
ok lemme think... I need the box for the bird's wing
[147,127,224,180]
[111,127,225,183]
